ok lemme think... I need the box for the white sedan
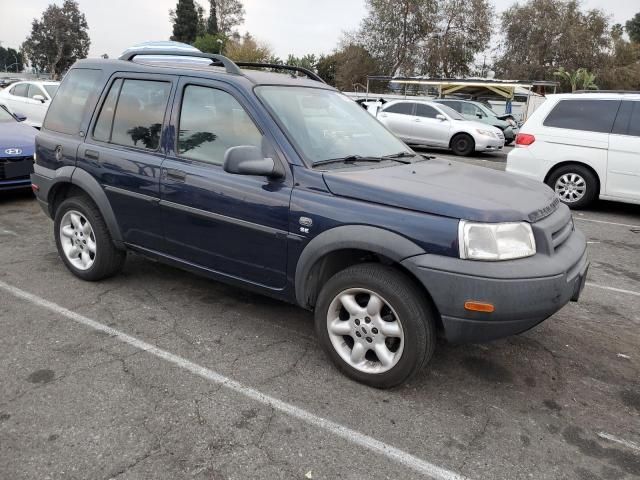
[0,80,60,128]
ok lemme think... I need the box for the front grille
[531,203,573,255]
[0,156,33,180]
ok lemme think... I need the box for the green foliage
[193,33,225,54]
[553,67,598,92]
[0,47,24,72]
[171,0,199,44]
[21,0,90,79]
[225,33,272,63]
[217,0,245,35]
[207,0,219,35]
[626,13,640,43]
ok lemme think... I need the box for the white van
[506,92,640,208]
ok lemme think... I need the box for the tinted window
[27,84,43,99]
[178,85,262,165]
[43,84,58,98]
[44,69,102,135]
[612,101,632,135]
[93,79,123,143]
[11,83,28,97]
[415,104,438,118]
[630,102,640,137]
[543,100,620,133]
[110,79,171,150]
[441,101,461,112]
[461,102,481,116]
[384,102,414,115]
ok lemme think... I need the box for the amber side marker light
[31,184,39,192]
[464,301,495,313]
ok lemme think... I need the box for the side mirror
[33,94,46,103]
[436,114,447,121]
[223,145,284,178]
[13,112,27,122]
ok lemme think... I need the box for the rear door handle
[85,149,99,160]
[165,169,186,182]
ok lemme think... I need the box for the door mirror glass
[32,94,46,103]
[13,112,27,122]
[223,145,283,178]
[436,114,447,121]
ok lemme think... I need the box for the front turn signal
[464,301,495,313]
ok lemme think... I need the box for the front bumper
[475,136,504,152]
[402,228,588,344]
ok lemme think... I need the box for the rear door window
[383,102,414,116]
[11,84,28,97]
[44,69,102,135]
[27,84,43,99]
[93,79,123,143]
[543,100,620,133]
[109,79,171,150]
[628,102,640,137]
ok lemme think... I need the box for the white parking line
[597,432,640,452]
[0,280,469,480]
[574,217,640,229]
[586,282,640,298]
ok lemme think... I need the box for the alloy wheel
[59,210,97,271]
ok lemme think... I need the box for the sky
[0,0,637,60]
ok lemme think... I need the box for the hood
[458,119,502,132]
[0,120,37,156]
[322,158,558,223]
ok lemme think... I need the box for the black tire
[546,164,598,209]
[54,194,125,281]
[504,139,514,146]
[450,133,475,156]
[314,263,436,388]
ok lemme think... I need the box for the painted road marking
[0,280,469,480]
[574,217,640,229]
[597,433,640,453]
[586,283,640,298]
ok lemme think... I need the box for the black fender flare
[70,168,124,247]
[294,225,425,308]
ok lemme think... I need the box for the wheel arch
[448,131,475,150]
[48,168,124,248]
[544,161,602,196]
[294,226,440,322]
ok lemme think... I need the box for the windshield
[476,103,498,119]
[256,86,411,165]
[43,84,58,98]
[438,104,465,120]
[0,106,16,122]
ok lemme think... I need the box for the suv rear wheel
[450,133,475,156]
[54,195,125,281]
[315,263,435,388]
[546,164,598,209]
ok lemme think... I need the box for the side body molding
[294,225,425,308]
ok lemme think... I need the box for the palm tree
[554,67,598,92]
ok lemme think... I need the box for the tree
[495,0,610,80]
[224,33,272,62]
[0,47,24,72]
[195,2,207,37]
[193,33,225,54]
[553,67,597,91]
[316,54,338,85]
[358,0,437,75]
[207,0,219,35]
[420,0,493,77]
[170,0,199,44]
[21,0,90,79]
[217,0,245,35]
[626,12,640,43]
[333,44,380,91]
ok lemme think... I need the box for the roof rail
[234,62,326,83]
[573,90,640,94]
[119,49,243,76]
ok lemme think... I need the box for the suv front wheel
[54,195,125,281]
[315,263,436,388]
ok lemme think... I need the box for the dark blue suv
[31,51,588,387]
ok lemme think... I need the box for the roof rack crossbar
[234,62,325,83]
[119,49,243,76]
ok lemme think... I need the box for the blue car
[0,105,36,191]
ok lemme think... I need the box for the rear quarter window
[543,99,620,134]
[43,69,102,135]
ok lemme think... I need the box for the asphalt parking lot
[1,157,639,480]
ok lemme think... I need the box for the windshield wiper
[313,153,415,167]
[381,152,417,163]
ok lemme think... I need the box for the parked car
[507,92,640,208]
[31,51,588,388]
[0,80,60,128]
[0,105,36,191]
[435,98,519,144]
[377,100,505,156]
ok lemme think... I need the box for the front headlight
[476,129,496,138]
[458,220,536,261]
